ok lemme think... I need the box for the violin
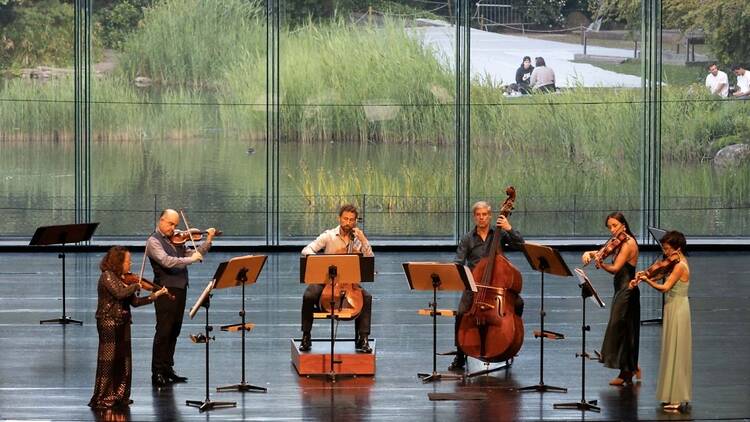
[633,251,681,284]
[122,272,175,300]
[170,228,222,245]
[585,230,630,267]
[457,186,524,363]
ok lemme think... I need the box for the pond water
[1,138,748,239]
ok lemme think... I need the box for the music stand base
[466,359,513,379]
[186,399,237,412]
[554,400,600,412]
[418,371,463,383]
[641,317,662,325]
[518,383,567,393]
[216,383,267,393]
[40,316,82,325]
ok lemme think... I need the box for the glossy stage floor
[1,250,748,421]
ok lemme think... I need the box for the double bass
[457,187,524,363]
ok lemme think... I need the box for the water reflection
[299,376,374,422]
[597,381,640,421]
[151,386,180,421]
[457,373,521,421]
[91,407,131,422]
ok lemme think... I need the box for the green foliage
[96,0,152,49]
[118,0,264,86]
[684,0,750,64]
[595,0,750,64]
[576,59,706,86]
[219,18,454,143]
[525,0,567,27]
[0,0,74,68]
[590,0,639,28]
[2,3,749,236]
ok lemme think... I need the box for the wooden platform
[291,338,376,376]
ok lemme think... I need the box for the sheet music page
[463,265,478,292]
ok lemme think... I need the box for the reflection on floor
[0,250,748,421]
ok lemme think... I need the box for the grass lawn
[574,58,707,86]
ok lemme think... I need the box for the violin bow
[137,234,152,291]
[179,208,202,262]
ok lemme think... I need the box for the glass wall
[90,0,268,238]
[0,0,75,236]
[1,0,747,242]
[278,1,457,242]
[469,1,644,238]
[658,9,750,236]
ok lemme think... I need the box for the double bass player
[449,201,525,371]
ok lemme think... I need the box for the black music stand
[554,268,605,412]
[518,242,571,393]
[301,254,366,382]
[31,223,99,325]
[403,262,476,383]
[215,255,268,394]
[186,274,236,412]
[642,226,667,325]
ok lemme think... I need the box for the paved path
[413,20,642,88]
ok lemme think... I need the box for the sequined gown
[600,262,640,372]
[89,271,154,409]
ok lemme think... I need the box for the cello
[318,228,364,319]
[457,187,524,363]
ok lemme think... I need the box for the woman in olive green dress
[632,231,692,411]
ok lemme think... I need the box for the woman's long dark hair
[99,246,129,276]
[605,211,637,243]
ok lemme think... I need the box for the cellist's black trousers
[454,290,525,349]
[301,284,372,338]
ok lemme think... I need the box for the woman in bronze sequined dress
[89,246,167,409]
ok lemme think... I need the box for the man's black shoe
[448,353,466,371]
[355,336,372,354]
[151,373,170,387]
[299,333,312,352]
[166,370,188,383]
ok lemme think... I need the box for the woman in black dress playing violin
[582,211,641,386]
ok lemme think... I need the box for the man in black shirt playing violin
[449,201,525,371]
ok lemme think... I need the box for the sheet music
[574,268,605,308]
[463,265,478,292]
[189,279,215,319]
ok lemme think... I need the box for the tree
[0,0,75,68]
[678,0,750,64]
[592,0,750,64]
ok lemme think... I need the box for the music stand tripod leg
[518,267,566,393]
[322,266,347,383]
[417,275,462,383]
[40,251,82,325]
[554,289,600,412]
[466,358,514,378]
[217,280,267,393]
[186,299,236,412]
